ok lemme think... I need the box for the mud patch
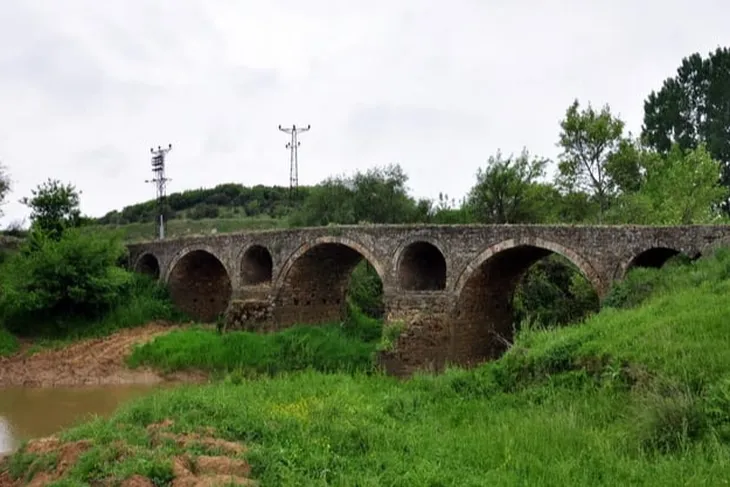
[0,436,91,487]
[148,420,256,486]
[0,323,199,387]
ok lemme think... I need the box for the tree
[642,47,730,194]
[291,164,423,226]
[290,178,356,226]
[466,149,548,223]
[20,179,82,239]
[0,162,10,217]
[556,100,626,218]
[0,229,134,336]
[350,164,420,223]
[607,144,728,224]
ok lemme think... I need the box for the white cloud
[1,0,728,225]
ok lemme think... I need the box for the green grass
[6,249,730,484]
[128,308,383,376]
[128,324,379,376]
[83,215,288,242]
[0,326,18,356]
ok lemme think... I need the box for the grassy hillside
[83,215,288,242]
[4,249,730,484]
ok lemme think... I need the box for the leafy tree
[291,164,423,226]
[607,144,728,224]
[290,178,356,226]
[0,162,10,217]
[20,178,82,239]
[642,47,730,194]
[350,164,421,223]
[0,229,134,336]
[556,100,626,218]
[466,149,548,223]
[605,137,647,194]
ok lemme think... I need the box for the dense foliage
[0,180,182,339]
[642,47,730,196]
[97,183,308,225]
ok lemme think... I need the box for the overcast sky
[1,0,728,226]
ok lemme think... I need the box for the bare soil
[0,323,205,387]
[0,421,257,486]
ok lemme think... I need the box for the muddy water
[0,384,165,454]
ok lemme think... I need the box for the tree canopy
[642,47,730,199]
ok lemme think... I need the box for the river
[0,384,165,455]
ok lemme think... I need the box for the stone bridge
[126,224,730,374]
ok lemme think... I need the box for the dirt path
[0,322,196,387]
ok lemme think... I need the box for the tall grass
[128,306,382,376]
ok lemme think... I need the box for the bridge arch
[239,244,274,285]
[450,238,601,367]
[165,245,232,323]
[394,238,448,291]
[133,252,161,280]
[273,236,385,326]
[618,246,699,279]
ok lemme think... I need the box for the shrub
[0,326,18,356]
[347,260,384,319]
[630,386,708,454]
[513,255,599,329]
[0,229,136,336]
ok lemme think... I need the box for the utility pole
[146,144,172,240]
[278,124,310,204]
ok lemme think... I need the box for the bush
[0,327,18,356]
[0,229,171,337]
[513,256,599,328]
[630,386,708,454]
[347,260,384,319]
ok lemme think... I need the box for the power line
[278,124,310,203]
[145,144,172,240]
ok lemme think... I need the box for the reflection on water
[0,384,164,455]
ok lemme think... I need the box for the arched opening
[451,244,599,367]
[241,245,273,285]
[627,247,682,270]
[168,250,232,322]
[274,242,384,329]
[134,253,160,280]
[398,241,447,291]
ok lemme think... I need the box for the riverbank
[0,323,206,388]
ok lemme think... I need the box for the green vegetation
[0,326,18,356]
[4,249,730,484]
[128,307,382,376]
[83,215,287,243]
[0,179,184,348]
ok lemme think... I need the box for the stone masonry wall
[127,224,730,372]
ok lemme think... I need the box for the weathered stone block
[224,299,272,332]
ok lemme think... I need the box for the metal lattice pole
[278,124,310,204]
[146,144,172,240]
